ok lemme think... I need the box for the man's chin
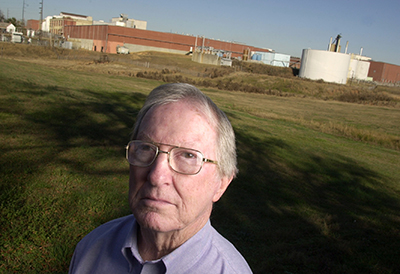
[135,211,180,233]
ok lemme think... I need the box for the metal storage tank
[251,53,262,61]
[299,49,351,84]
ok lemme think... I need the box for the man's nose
[147,150,172,185]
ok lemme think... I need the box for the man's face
[129,101,230,234]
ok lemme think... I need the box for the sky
[1,0,399,66]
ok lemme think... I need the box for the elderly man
[69,83,252,274]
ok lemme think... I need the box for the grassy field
[1,47,400,273]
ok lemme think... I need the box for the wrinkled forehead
[141,100,216,130]
[137,101,218,147]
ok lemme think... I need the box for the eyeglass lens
[127,141,204,174]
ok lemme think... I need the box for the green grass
[1,58,400,274]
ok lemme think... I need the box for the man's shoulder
[69,215,136,274]
[208,226,252,273]
[77,215,134,247]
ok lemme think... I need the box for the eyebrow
[136,133,153,142]
[136,133,200,151]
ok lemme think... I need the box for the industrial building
[368,61,400,83]
[251,51,291,67]
[63,24,271,58]
[110,14,147,30]
[26,10,275,66]
[26,20,40,37]
[41,12,147,36]
[348,53,371,81]
[48,12,93,36]
[21,11,400,84]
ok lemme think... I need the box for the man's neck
[137,216,209,261]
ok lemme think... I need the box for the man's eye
[183,152,196,159]
[175,150,198,160]
[138,144,153,151]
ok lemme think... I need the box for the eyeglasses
[125,140,218,175]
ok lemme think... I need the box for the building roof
[60,12,90,19]
[0,22,13,29]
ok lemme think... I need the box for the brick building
[368,61,400,83]
[49,12,93,36]
[26,20,40,31]
[64,24,271,57]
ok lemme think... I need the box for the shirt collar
[162,221,212,273]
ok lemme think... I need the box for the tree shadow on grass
[0,80,147,272]
[212,127,400,274]
[25,88,144,146]
[1,81,146,198]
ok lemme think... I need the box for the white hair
[131,83,238,178]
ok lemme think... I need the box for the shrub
[338,90,394,105]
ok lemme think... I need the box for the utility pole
[22,0,25,26]
[39,0,43,31]
[39,0,43,42]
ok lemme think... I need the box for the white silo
[299,49,351,84]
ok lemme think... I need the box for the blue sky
[1,0,399,65]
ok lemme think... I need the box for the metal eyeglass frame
[125,140,218,175]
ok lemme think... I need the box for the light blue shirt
[69,215,252,274]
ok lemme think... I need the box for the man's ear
[212,175,233,203]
